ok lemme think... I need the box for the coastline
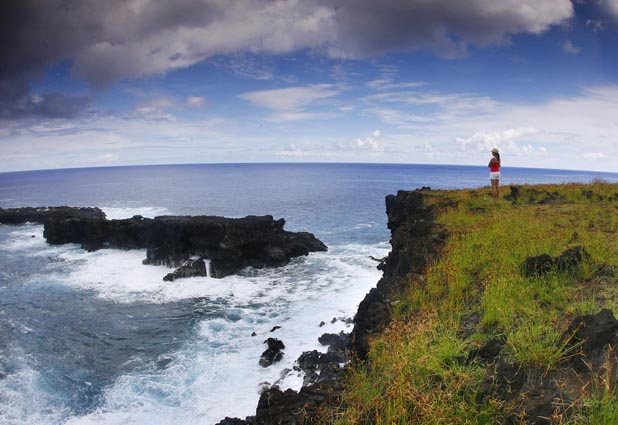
[220,182,618,424]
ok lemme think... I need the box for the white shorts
[490,172,500,180]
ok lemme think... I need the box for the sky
[1,0,618,173]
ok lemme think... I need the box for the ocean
[1,163,617,425]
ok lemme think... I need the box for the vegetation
[335,181,618,424]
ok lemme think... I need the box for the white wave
[63,241,390,425]
[0,345,70,425]
[1,225,47,252]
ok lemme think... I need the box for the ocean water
[1,163,617,425]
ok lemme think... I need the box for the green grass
[334,182,618,424]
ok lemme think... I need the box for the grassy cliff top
[336,181,618,424]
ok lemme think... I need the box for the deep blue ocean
[1,163,617,424]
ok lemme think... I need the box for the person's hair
[494,152,500,162]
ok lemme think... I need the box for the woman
[488,148,500,199]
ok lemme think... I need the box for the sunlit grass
[335,181,618,424]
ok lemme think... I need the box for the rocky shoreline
[215,189,446,424]
[5,189,615,424]
[0,206,327,279]
[217,186,618,424]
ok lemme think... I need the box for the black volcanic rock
[521,245,590,278]
[0,206,106,225]
[350,189,446,359]
[564,308,618,372]
[254,380,344,425]
[163,257,208,282]
[259,338,285,368]
[0,208,328,279]
[217,189,446,424]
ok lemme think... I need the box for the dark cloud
[324,0,574,58]
[0,0,218,82]
[0,0,574,90]
[0,77,91,120]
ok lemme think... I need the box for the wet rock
[214,417,253,425]
[0,206,106,225]
[254,380,344,425]
[163,258,207,282]
[16,211,328,279]
[318,332,349,353]
[259,338,285,368]
[297,350,321,372]
[270,326,281,332]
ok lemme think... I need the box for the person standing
[489,148,500,199]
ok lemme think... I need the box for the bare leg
[491,179,499,199]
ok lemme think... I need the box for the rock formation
[214,189,445,424]
[0,206,105,224]
[0,207,327,279]
[350,189,446,359]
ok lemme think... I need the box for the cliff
[220,182,618,424]
[217,188,446,424]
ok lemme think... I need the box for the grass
[333,182,618,424]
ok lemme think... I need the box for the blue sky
[1,0,618,172]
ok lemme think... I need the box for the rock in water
[163,258,208,282]
[259,338,285,367]
[0,206,106,225]
[0,207,327,279]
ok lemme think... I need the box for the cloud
[347,130,383,152]
[562,40,581,54]
[239,84,338,110]
[275,130,384,159]
[363,89,501,127]
[186,96,206,107]
[214,55,275,80]
[584,152,607,159]
[132,98,177,121]
[0,0,574,89]
[101,153,118,161]
[239,84,339,121]
[0,78,91,120]
[598,0,618,21]
[366,79,427,90]
[455,128,543,155]
[586,18,606,31]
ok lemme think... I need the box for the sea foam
[60,242,389,424]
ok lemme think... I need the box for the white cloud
[132,98,177,121]
[186,96,206,107]
[584,152,607,159]
[366,79,427,90]
[562,41,581,54]
[364,90,500,127]
[239,84,338,111]
[356,82,618,169]
[239,84,340,121]
[455,128,543,155]
[352,130,383,152]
